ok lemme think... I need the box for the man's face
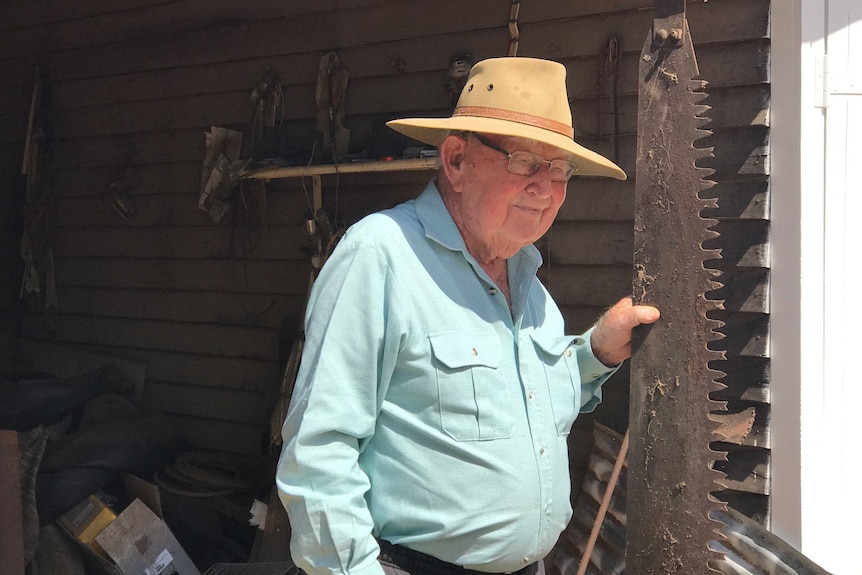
[451,132,570,261]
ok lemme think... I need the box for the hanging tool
[315,51,349,163]
[627,0,729,573]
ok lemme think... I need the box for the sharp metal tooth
[698,166,717,178]
[694,104,712,116]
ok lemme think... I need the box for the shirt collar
[415,179,543,267]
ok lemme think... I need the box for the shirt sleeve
[276,239,398,575]
[575,326,620,413]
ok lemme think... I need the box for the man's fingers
[604,297,660,330]
[635,305,660,325]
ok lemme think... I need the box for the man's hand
[591,297,660,367]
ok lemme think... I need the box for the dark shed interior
[0,0,770,571]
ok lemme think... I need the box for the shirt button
[472,348,478,356]
[539,447,545,455]
[591,373,600,379]
[528,390,534,399]
[489,287,497,295]
[565,348,572,357]
[524,558,530,564]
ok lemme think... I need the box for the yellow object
[58,495,117,559]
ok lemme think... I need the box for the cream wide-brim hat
[387,57,626,180]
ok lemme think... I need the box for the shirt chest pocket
[429,332,514,441]
[531,334,584,436]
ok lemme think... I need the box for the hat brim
[387,117,626,180]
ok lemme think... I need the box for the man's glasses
[467,132,578,182]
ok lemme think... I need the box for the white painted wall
[771,1,861,573]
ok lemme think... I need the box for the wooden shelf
[242,157,438,180]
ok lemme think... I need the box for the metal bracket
[651,0,686,49]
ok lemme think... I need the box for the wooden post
[0,430,25,574]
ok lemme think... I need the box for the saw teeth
[693,104,711,117]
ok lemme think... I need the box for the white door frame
[771,1,860,573]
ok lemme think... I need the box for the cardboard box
[58,476,200,575]
[57,495,118,559]
[95,499,200,575]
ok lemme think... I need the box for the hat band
[452,106,574,138]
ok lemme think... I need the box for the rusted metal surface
[627,0,728,572]
[555,424,832,575]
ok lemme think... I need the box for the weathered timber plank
[538,221,633,266]
[558,179,635,222]
[713,356,770,404]
[31,77,768,143]
[699,126,770,177]
[702,175,769,221]
[9,0,748,38]
[27,1,511,81]
[0,0,656,51]
[49,159,431,200]
[16,0,767,85]
[55,186,311,227]
[118,349,281,393]
[52,177,424,231]
[566,39,769,101]
[709,311,770,359]
[50,129,206,168]
[558,174,767,223]
[571,127,768,180]
[521,0,768,66]
[51,162,199,199]
[52,224,309,260]
[551,304,612,333]
[0,0,421,52]
[17,338,284,393]
[57,286,305,329]
[709,267,770,314]
[22,37,768,117]
[3,83,768,184]
[21,313,279,360]
[140,380,271,425]
[45,121,317,169]
[714,493,769,523]
[704,219,770,268]
[50,90,268,140]
[54,257,313,294]
[1,0,187,31]
[713,447,770,495]
[569,84,769,139]
[158,412,266,455]
[0,84,31,122]
[536,265,633,307]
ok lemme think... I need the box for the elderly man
[277,57,659,575]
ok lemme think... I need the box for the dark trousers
[377,539,543,575]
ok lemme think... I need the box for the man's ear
[439,134,467,191]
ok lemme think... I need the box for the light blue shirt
[277,181,617,575]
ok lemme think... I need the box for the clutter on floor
[1,361,269,575]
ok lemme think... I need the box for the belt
[377,539,540,575]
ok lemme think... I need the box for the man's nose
[526,164,554,197]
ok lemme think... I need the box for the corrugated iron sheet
[553,423,832,575]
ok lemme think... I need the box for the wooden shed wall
[0,0,770,535]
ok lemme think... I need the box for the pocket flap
[530,334,584,357]
[429,332,502,369]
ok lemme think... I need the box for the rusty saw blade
[626,1,729,573]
